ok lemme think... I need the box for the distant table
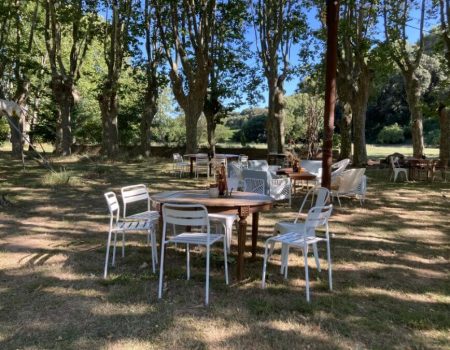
[406,158,434,181]
[276,168,317,194]
[152,190,274,280]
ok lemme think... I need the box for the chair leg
[150,230,156,274]
[186,243,190,280]
[394,170,398,182]
[223,237,229,285]
[326,238,333,291]
[303,245,310,302]
[283,245,289,279]
[313,243,321,272]
[158,240,166,299]
[337,194,342,207]
[122,232,125,258]
[112,232,118,266]
[261,240,270,288]
[205,244,210,305]
[104,230,113,278]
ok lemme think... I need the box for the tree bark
[439,105,449,166]
[99,87,119,158]
[403,71,424,158]
[140,95,157,156]
[340,103,352,159]
[351,80,369,165]
[51,78,73,156]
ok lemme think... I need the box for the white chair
[273,187,331,276]
[238,154,249,168]
[172,153,189,177]
[390,156,408,182]
[208,213,238,250]
[262,205,334,302]
[195,154,210,179]
[355,175,367,205]
[158,203,228,305]
[330,168,366,206]
[244,177,265,194]
[242,169,291,206]
[104,192,158,278]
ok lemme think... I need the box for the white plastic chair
[158,203,228,305]
[330,168,366,206]
[195,154,210,179]
[104,192,158,278]
[244,177,265,194]
[273,187,330,276]
[390,156,408,182]
[262,204,333,302]
[238,154,249,168]
[355,175,367,205]
[173,153,189,177]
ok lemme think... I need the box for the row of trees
[0,0,449,166]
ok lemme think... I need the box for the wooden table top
[152,190,274,208]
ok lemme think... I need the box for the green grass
[0,149,449,349]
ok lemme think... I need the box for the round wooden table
[276,168,317,193]
[152,190,274,280]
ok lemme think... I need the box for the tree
[98,0,134,158]
[383,0,428,158]
[44,0,96,156]
[253,0,306,154]
[155,0,216,154]
[337,0,378,165]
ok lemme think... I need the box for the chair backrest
[229,161,243,179]
[331,158,350,177]
[173,153,182,163]
[104,191,120,225]
[244,177,265,194]
[295,187,330,223]
[121,184,150,217]
[196,154,209,165]
[337,168,366,193]
[162,203,209,235]
[390,156,399,169]
[238,154,249,167]
[304,205,333,234]
[248,160,269,172]
[242,169,270,194]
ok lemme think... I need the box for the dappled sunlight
[349,287,450,304]
[91,302,156,316]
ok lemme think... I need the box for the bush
[0,118,9,145]
[377,123,405,144]
[425,129,440,146]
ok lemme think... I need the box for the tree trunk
[439,105,449,166]
[403,71,424,158]
[205,111,216,155]
[340,103,352,159]
[140,90,157,157]
[51,78,73,156]
[8,113,24,159]
[267,77,285,153]
[351,86,369,166]
[185,106,201,154]
[99,88,119,158]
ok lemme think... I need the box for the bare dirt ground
[0,152,449,349]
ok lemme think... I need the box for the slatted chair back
[162,203,209,235]
[304,205,333,234]
[295,187,330,223]
[244,178,265,194]
[331,158,350,177]
[121,184,150,218]
[196,154,209,165]
[104,191,120,226]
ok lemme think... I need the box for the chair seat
[168,232,224,245]
[268,231,327,248]
[275,221,311,235]
[126,210,160,222]
[114,220,152,231]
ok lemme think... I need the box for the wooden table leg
[237,206,250,281]
[190,158,194,178]
[251,212,259,260]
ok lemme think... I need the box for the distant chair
[103,192,158,278]
[195,154,210,179]
[242,168,291,206]
[158,203,228,305]
[330,168,366,206]
[389,156,408,182]
[172,153,189,178]
[238,154,249,168]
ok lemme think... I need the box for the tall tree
[337,1,377,166]
[383,0,428,158]
[98,0,134,158]
[44,0,96,156]
[254,0,305,154]
[155,0,216,154]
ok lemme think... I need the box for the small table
[152,190,274,280]
[276,168,317,194]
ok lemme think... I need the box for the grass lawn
[0,150,449,349]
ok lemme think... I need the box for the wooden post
[322,0,339,189]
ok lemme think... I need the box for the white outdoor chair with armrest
[262,204,334,302]
[244,177,266,194]
[172,153,190,177]
[272,187,331,276]
[242,169,291,206]
[389,156,408,182]
[330,168,366,206]
[104,192,158,277]
[158,203,228,305]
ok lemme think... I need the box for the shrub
[377,123,405,144]
[0,118,9,145]
[425,129,440,146]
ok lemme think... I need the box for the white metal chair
[208,213,239,250]
[262,204,334,302]
[238,154,249,168]
[389,156,408,182]
[104,192,158,278]
[172,153,190,177]
[330,168,366,206]
[273,187,331,276]
[195,154,210,179]
[158,203,228,305]
[244,177,265,194]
